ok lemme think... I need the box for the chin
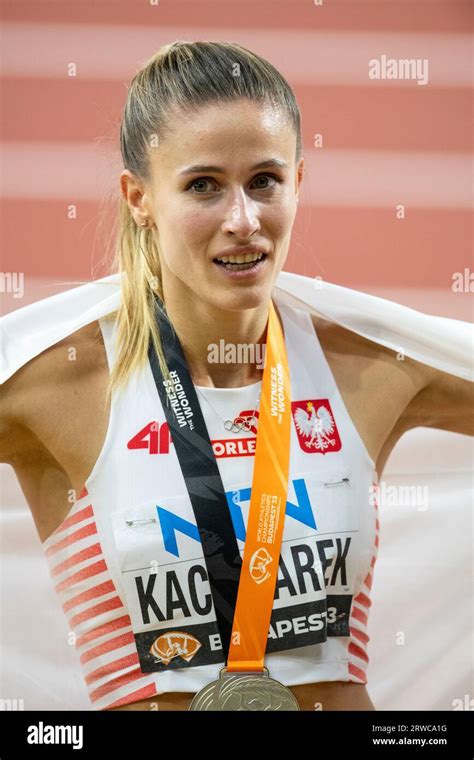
[214,287,272,313]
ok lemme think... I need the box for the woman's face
[129,98,304,312]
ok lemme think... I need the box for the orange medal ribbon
[226,298,291,672]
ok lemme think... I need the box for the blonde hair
[107,40,302,400]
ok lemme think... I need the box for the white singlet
[41,297,379,710]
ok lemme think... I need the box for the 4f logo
[128,421,172,454]
[291,399,342,453]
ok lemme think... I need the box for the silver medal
[189,666,300,711]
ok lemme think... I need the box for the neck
[160,283,277,389]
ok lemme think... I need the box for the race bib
[110,468,361,673]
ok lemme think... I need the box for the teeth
[216,252,264,264]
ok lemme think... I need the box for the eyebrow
[178,158,289,176]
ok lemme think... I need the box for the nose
[221,189,260,237]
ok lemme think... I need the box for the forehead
[151,99,295,173]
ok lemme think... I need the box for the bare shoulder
[309,312,430,391]
[311,314,473,434]
[0,320,104,464]
[309,312,436,474]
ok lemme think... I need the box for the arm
[398,365,474,436]
[0,374,24,466]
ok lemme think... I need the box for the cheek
[266,200,296,236]
[158,210,208,270]
[167,203,213,253]
[180,211,212,242]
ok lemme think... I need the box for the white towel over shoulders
[1,270,473,384]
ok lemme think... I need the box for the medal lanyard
[148,298,291,674]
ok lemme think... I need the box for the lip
[212,245,269,261]
[212,252,268,280]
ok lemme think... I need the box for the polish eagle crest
[293,400,337,451]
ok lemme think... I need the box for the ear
[295,156,305,200]
[120,169,149,225]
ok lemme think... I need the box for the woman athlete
[1,41,472,712]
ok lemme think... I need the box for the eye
[186,177,219,194]
[251,173,281,190]
[185,173,282,195]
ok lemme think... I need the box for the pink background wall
[1,0,472,319]
[1,2,473,712]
